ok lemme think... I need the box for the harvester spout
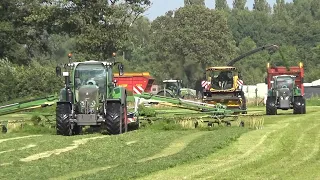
[226,44,279,66]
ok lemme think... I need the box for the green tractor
[55,53,138,136]
[156,79,197,99]
[266,75,306,115]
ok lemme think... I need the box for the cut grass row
[139,106,320,179]
[0,123,248,180]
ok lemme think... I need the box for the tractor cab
[271,75,296,90]
[162,79,182,96]
[73,62,110,104]
[205,66,240,91]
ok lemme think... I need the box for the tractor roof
[274,74,296,78]
[206,66,237,71]
[67,60,114,67]
[163,79,181,83]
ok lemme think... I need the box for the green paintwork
[58,61,123,104]
[112,86,126,104]
[267,75,302,98]
[0,95,58,116]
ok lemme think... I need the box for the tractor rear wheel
[103,101,126,135]
[293,96,306,114]
[56,103,73,136]
[266,97,277,115]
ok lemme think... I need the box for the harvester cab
[202,66,246,113]
[205,67,241,91]
[265,62,306,115]
[55,53,138,136]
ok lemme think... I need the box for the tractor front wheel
[266,97,277,115]
[56,103,73,136]
[293,96,306,114]
[102,101,126,135]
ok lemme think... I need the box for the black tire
[293,96,305,114]
[56,103,73,136]
[103,101,126,135]
[266,97,277,115]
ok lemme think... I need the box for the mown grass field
[0,104,320,179]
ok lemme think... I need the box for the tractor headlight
[280,96,289,100]
[80,101,85,107]
[90,100,96,108]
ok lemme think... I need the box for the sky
[143,0,294,21]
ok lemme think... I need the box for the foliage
[0,59,62,103]
[138,104,157,117]
[1,0,320,101]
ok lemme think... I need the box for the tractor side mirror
[118,63,124,76]
[56,66,61,76]
[265,77,268,84]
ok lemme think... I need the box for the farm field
[0,106,320,179]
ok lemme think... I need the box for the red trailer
[113,72,155,94]
[265,62,304,95]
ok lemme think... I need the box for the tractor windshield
[165,82,179,91]
[74,63,106,92]
[207,70,234,90]
[275,76,294,89]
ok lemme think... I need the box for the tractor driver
[217,71,232,89]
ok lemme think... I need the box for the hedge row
[0,59,63,103]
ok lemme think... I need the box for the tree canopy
[1,0,320,102]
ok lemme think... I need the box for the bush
[0,59,63,104]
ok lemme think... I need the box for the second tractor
[265,62,306,115]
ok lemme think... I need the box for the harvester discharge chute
[202,44,279,114]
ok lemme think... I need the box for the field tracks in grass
[20,136,108,162]
[137,131,209,163]
[0,135,42,144]
[51,131,208,180]
[0,144,36,154]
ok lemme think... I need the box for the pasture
[0,105,319,179]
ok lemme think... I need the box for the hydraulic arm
[0,95,58,116]
[134,93,246,115]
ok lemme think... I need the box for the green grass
[138,106,320,180]
[0,125,248,180]
[1,102,320,179]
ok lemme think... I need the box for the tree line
[1,0,320,102]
